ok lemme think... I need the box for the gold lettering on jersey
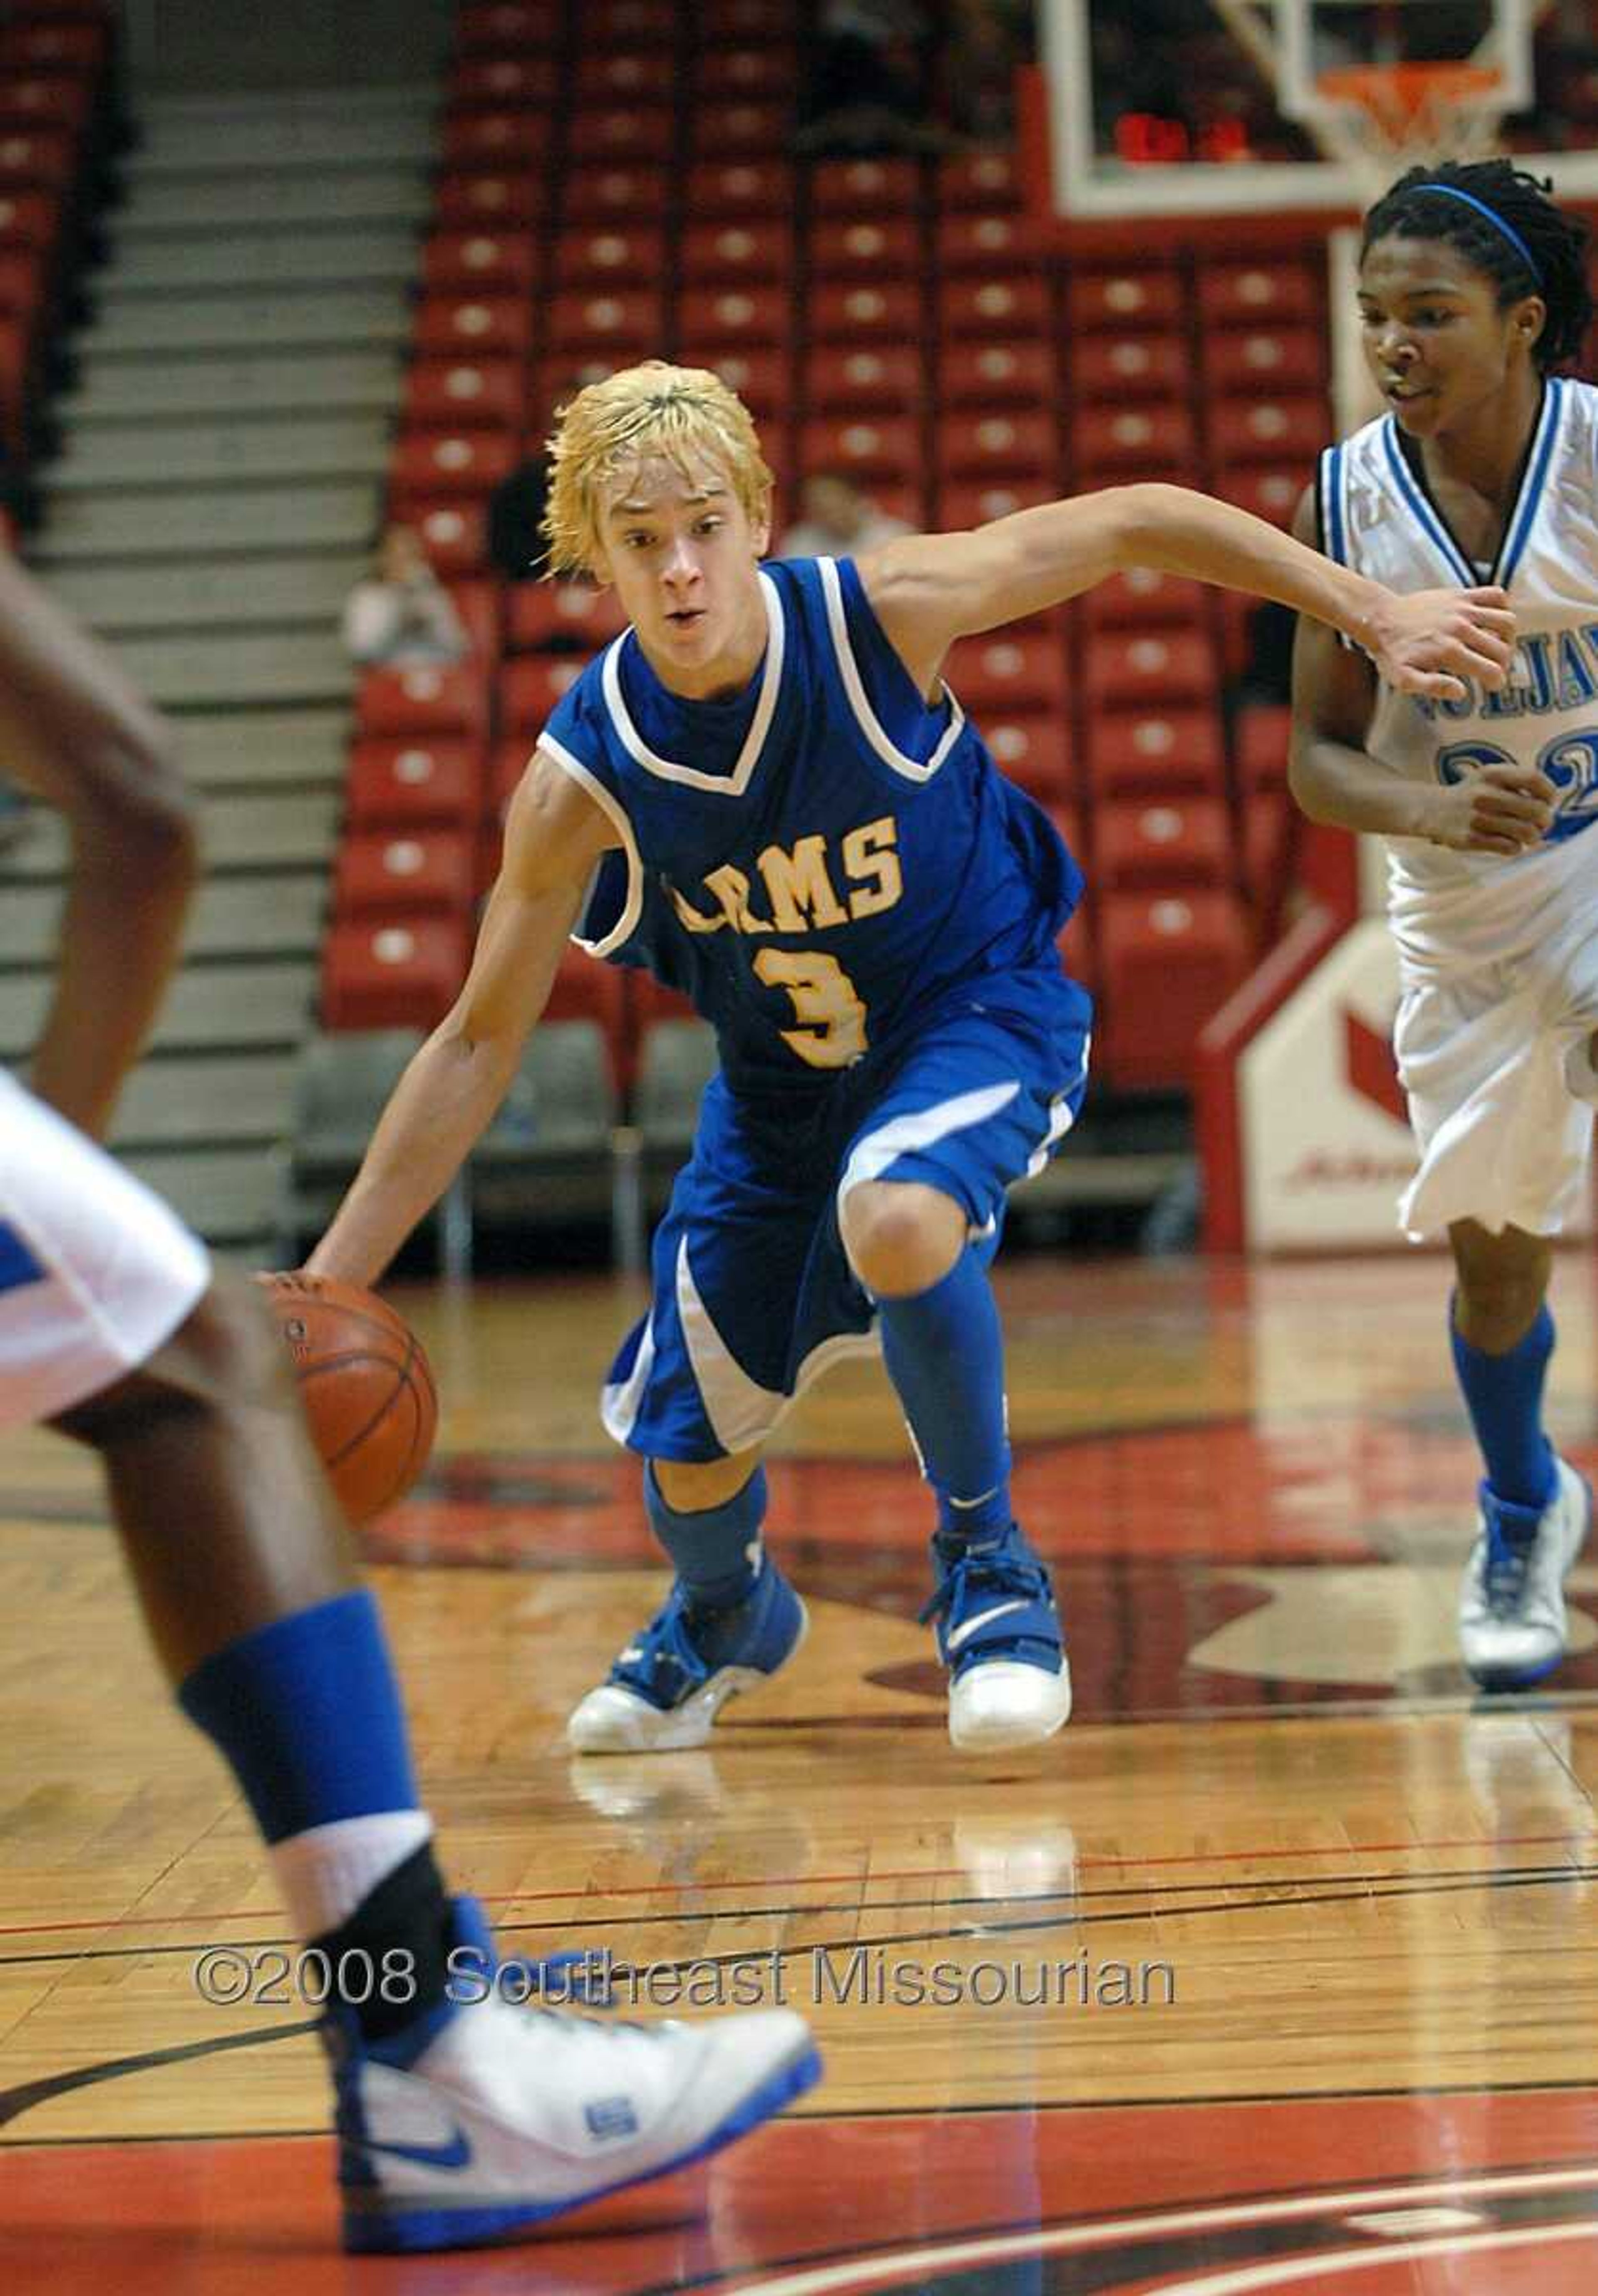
[842,816,902,919]
[702,863,772,934]
[667,884,729,934]
[756,835,849,932]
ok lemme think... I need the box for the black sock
[313,1841,453,2043]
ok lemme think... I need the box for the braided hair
[1362,158,1593,371]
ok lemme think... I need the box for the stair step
[82,290,410,357]
[0,961,317,1059]
[109,632,353,709]
[64,350,403,422]
[47,417,391,491]
[4,793,342,881]
[35,484,380,562]
[119,1145,285,1244]
[102,230,421,296]
[128,113,438,179]
[172,707,351,790]
[116,171,430,237]
[0,870,327,965]
[44,555,365,635]
[111,1052,300,1149]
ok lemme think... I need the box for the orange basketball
[263,1273,438,1526]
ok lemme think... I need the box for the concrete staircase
[9,86,438,1250]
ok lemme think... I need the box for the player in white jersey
[1291,159,1598,1693]
[0,544,818,2251]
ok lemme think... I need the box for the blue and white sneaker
[328,1900,820,2254]
[567,1558,808,1754]
[921,1523,1071,1751]
[1459,1455,1590,1690]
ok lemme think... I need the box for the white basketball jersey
[1319,374,1598,966]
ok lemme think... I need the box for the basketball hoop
[1315,59,1509,176]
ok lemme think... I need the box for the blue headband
[1411,182,1543,285]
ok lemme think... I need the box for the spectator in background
[944,0,1033,146]
[795,0,943,155]
[487,449,551,583]
[777,468,915,559]
[342,523,468,668]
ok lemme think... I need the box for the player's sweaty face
[596,454,769,694]
[1357,235,1537,439]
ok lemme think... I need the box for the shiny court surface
[3,1251,1598,2292]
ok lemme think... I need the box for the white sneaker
[330,1901,820,2253]
[922,1526,1072,1752]
[567,1565,807,1755]
[1459,1456,1590,1690]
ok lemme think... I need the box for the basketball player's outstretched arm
[306,751,616,1289]
[0,549,196,1137]
[1285,487,1553,854]
[859,478,1516,706]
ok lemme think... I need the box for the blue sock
[178,1589,419,1845]
[1449,1299,1558,1512]
[645,1462,767,1610]
[876,1247,1012,1546]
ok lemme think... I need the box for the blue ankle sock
[177,1589,420,1844]
[1449,1299,1558,1512]
[645,1463,767,1610]
[876,1247,1012,1544]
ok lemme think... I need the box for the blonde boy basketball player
[1292,160,1598,1691]
[308,359,1513,1754]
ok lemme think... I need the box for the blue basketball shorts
[601,966,1092,1462]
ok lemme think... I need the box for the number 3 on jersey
[754,949,867,1068]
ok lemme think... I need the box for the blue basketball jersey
[540,555,1082,1094]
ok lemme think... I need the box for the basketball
[263,1273,438,1526]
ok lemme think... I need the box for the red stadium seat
[346,739,486,833]
[1094,796,1231,890]
[689,347,785,419]
[0,315,28,451]
[390,431,519,500]
[334,830,477,920]
[447,55,559,110]
[402,358,525,432]
[699,0,795,35]
[677,284,790,348]
[434,171,546,228]
[945,634,1066,716]
[684,159,794,218]
[1215,466,1308,528]
[810,280,922,341]
[804,344,926,414]
[936,212,1040,274]
[940,340,1054,409]
[321,919,470,1031]
[455,1,563,52]
[0,249,43,320]
[1074,404,1197,480]
[0,22,111,74]
[444,577,503,666]
[1056,902,1098,1001]
[574,50,676,106]
[0,191,58,254]
[507,580,628,653]
[1072,334,1187,402]
[439,110,555,170]
[555,225,669,292]
[414,294,534,359]
[938,151,1022,210]
[799,415,918,486]
[1210,396,1329,465]
[688,101,791,156]
[1236,702,1293,790]
[1096,890,1250,1089]
[547,287,667,357]
[679,220,795,286]
[1068,269,1183,332]
[808,217,921,280]
[983,718,1074,802]
[1197,260,1318,327]
[937,411,1057,483]
[587,0,680,42]
[1084,709,1226,799]
[0,128,74,193]
[420,230,541,297]
[937,477,1055,528]
[1202,327,1326,391]
[567,107,675,164]
[0,79,94,139]
[810,157,921,213]
[1082,572,1208,634]
[938,275,1049,337]
[561,163,671,228]
[696,45,798,101]
[355,664,487,746]
[500,654,588,733]
[1085,629,1216,711]
[396,501,491,577]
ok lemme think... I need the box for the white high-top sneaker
[1459,1456,1590,1690]
[329,1901,819,2253]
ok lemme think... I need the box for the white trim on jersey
[600,1307,658,1445]
[836,1078,1022,1213]
[540,733,646,961]
[816,555,966,784]
[598,570,786,795]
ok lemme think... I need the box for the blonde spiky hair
[541,360,774,579]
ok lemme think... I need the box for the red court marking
[3,2091,1596,2296]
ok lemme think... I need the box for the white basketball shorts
[0,1068,210,1430]
[1393,886,1598,1240]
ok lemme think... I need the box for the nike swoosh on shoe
[946,1599,1029,1653]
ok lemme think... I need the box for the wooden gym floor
[3,1248,1598,2292]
